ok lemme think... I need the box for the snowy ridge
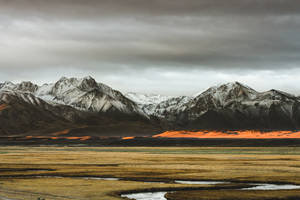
[0,76,146,117]
[0,81,39,93]
[2,79,300,129]
[124,82,300,129]
[125,92,173,105]
[147,96,192,117]
[194,82,258,105]
[125,92,175,115]
[164,82,300,129]
[0,90,45,108]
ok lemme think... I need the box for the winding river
[1,175,300,200]
[121,180,300,200]
[123,192,168,200]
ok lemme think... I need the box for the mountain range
[1,76,300,137]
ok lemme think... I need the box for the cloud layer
[1,0,300,95]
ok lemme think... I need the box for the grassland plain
[0,147,300,199]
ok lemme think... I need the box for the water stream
[174,180,227,185]
[121,180,300,200]
[3,175,300,200]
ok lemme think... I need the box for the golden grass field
[0,147,300,200]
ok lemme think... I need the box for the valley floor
[0,147,300,199]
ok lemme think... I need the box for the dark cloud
[1,0,300,18]
[0,0,300,95]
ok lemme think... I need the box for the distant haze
[1,0,300,95]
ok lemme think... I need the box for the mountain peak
[221,81,252,90]
[2,81,15,86]
[16,81,38,93]
[82,75,95,80]
[58,76,68,81]
[263,89,295,99]
[0,81,16,91]
[3,81,14,84]
[193,81,258,106]
[192,82,256,99]
[215,81,256,92]
[125,92,173,105]
[55,76,97,90]
[78,76,98,90]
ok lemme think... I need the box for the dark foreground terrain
[1,136,300,147]
[0,146,300,200]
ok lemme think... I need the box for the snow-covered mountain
[125,92,172,105]
[0,76,145,116]
[37,76,146,116]
[145,96,192,118]
[2,78,300,133]
[0,77,161,136]
[0,89,82,135]
[181,82,299,117]
[164,82,300,129]
[125,81,300,130]
[125,92,174,115]
[0,90,47,108]
[0,81,39,93]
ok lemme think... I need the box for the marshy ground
[0,147,300,199]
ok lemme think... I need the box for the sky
[1,0,300,96]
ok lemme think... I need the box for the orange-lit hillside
[122,137,135,140]
[25,136,91,141]
[52,129,70,136]
[153,130,300,139]
[0,104,8,111]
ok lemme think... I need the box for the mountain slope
[2,78,300,135]
[0,77,160,136]
[125,92,172,105]
[0,90,78,136]
[0,89,161,136]
[36,76,146,116]
[170,82,300,129]
[1,76,147,117]
[125,92,174,115]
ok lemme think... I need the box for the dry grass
[0,147,300,199]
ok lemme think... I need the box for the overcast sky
[1,0,300,95]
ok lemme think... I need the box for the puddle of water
[121,181,300,200]
[175,180,226,185]
[143,181,165,184]
[83,177,119,181]
[120,180,227,200]
[121,192,167,200]
[243,184,300,190]
[34,176,120,181]
[35,176,63,178]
